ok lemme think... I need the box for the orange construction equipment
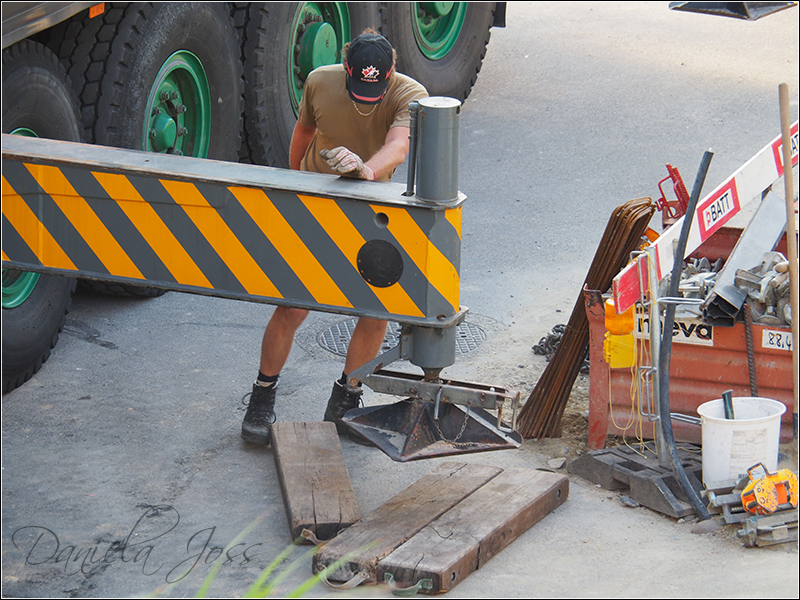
[740,463,798,515]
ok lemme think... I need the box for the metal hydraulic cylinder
[415,97,461,205]
[407,97,462,373]
[410,323,457,374]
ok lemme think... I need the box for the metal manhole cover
[318,319,486,357]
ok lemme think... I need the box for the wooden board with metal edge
[271,421,360,543]
[312,462,569,594]
[312,462,503,586]
[377,467,569,594]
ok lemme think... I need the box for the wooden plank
[271,421,360,543]
[313,462,503,584]
[377,468,569,593]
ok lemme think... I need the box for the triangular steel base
[341,399,522,462]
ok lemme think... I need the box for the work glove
[319,146,375,181]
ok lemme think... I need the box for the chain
[434,403,472,444]
[352,100,377,117]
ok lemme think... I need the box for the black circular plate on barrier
[357,239,404,288]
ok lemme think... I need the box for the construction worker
[241,31,429,445]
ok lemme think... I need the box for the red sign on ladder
[613,121,799,314]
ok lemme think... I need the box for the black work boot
[323,380,362,434]
[241,383,277,445]
[323,381,374,446]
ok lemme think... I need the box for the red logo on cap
[361,65,380,82]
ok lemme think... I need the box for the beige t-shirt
[298,64,428,181]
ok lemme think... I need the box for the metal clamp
[321,570,369,590]
[384,572,433,596]
[300,528,325,546]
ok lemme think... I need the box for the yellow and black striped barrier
[2,135,463,326]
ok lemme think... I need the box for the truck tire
[51,3,243,297]
[2,40,80,394]
[95,2,243,161]
[47,4,161,298]
[240,2,369,167]
[379,2,495,101]
[75,280,168,298]
[45,3,127,144]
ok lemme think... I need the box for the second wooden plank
[313,462,503,584]
[378,467,569,593]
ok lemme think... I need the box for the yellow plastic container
[604,298,634,335]
[603,332,635,369]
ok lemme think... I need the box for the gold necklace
[352,100,376,117]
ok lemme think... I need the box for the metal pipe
[403,101,420,197]
[645,245,670,467]
[659,149,714,521]
[778,83,799,454]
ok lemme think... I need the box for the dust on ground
[524,372,592,466]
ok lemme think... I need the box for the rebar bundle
[518,197,656,439]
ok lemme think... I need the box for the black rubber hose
[658,149,714,521]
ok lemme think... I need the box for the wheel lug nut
[160,91,170,101]
[176,104,186,114]
[152,106,161,116]
[170,91,179,100]
[178,126,188,136]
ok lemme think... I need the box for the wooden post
[778,83,798,464]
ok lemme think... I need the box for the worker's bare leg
[344,317,388,376]
[242,306,308,445]
[259,306,310,376]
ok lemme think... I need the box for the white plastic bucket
[696,397,785,487]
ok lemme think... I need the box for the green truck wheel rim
[2,269,41,309]
[413,2,466,60]
[9,126,38,138]
[287,3,351,115]
[142,50,211,157]
[3,127,41,308]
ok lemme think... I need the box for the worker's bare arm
[364,126,410,180]
[289,120,318,171]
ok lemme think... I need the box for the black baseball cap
[344,32,394,104]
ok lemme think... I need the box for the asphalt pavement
[2,2,798,598]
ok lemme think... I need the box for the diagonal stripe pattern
[2,154,463,324]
